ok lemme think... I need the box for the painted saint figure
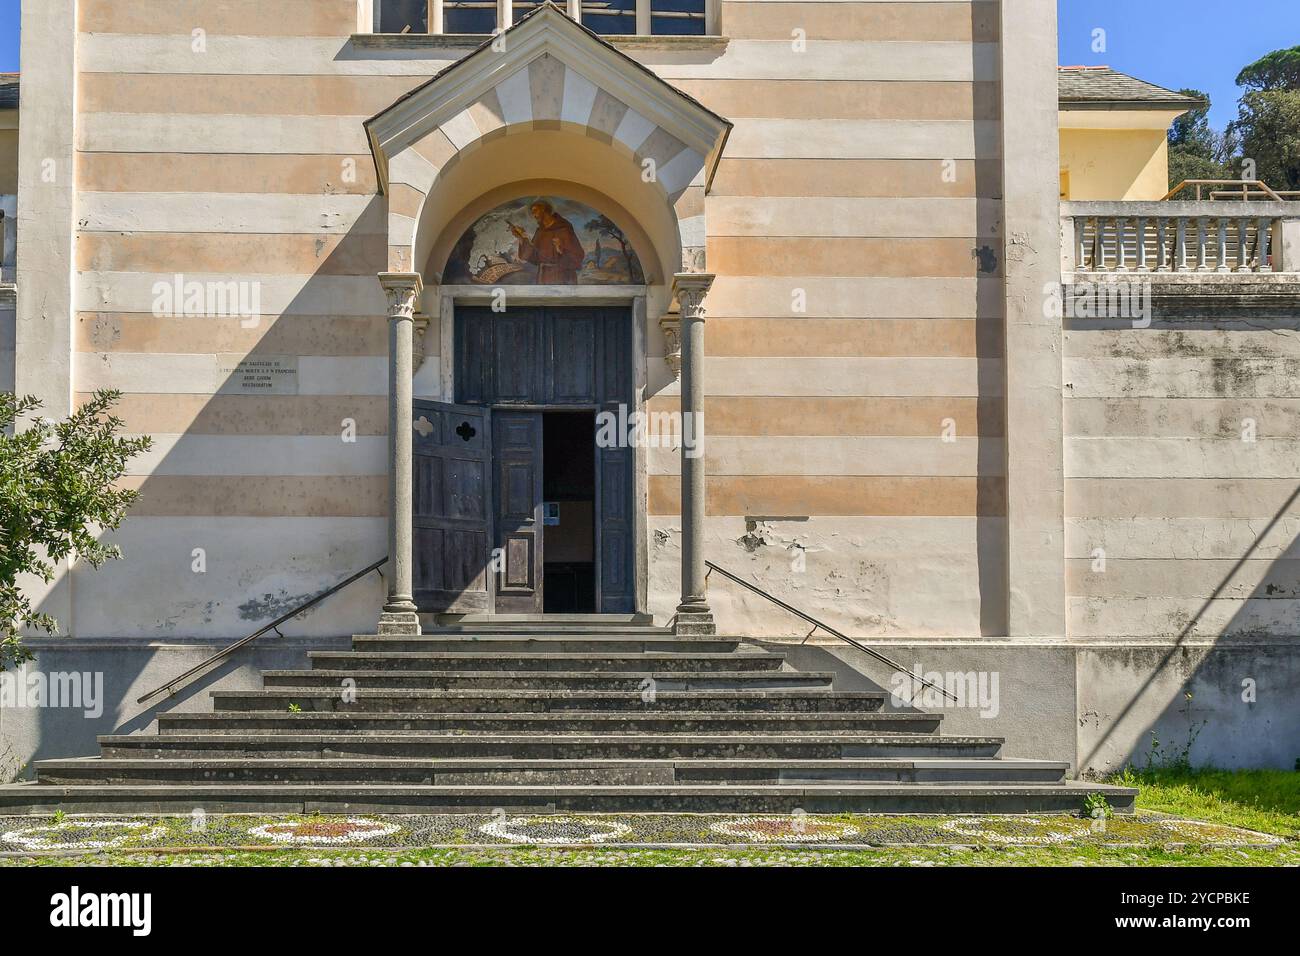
[509,200,585,284]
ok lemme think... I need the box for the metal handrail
[1163,179,1287,202]
[135,557,388,705]
[703,560,958,702]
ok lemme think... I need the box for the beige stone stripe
[727,119,999,160]
[75,314,388,357]
[121,475,386,517]
[79,272,386,317]
[707,277,1002,319]
[710,158,1002,198]
[720,1,1000,41]
[78,35,462,76]
[79,0,360,36]
[702,357,1000,396]
[646,395,1003,436]
[1066,517,1300,560]
[702,318,997,357]
[649,476,1005,516]
[677,79,999,120]
[79,73,431,116]
[709,197,1002,239]
[80,393,387,435]
[707,237,996,278]
[1067,478,1300,518]
[78,153,378,194]
[77,233,387,276]
[1065,398,1300,439]
[648,437,1001,477]
[75,36,996,82]
[1066,557,1300,600]
[78,353,388,396]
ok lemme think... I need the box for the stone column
[673,273,715,636]
[377,272,423,635]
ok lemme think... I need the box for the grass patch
[1109,766,1300,838]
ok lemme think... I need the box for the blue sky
[1059,0,1295,129]
[0,0,1290,130]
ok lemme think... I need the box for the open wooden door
[411,400,491,613]
[492,410,544,612]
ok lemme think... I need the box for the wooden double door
[411,306,635,615]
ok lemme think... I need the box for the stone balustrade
[1061,201,1300,277]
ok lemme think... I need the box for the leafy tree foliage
[0,390,152,670]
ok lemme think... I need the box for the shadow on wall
[18,195,393,774]
[1070,311,1300,773]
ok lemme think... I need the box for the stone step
[353,635,744,655]
[159,711,939,735]
[0,781,1138,815]
[210,689,879,714]
[308,651,788,672]
[35,757,1070,787]
[263,670,832,691]
[101,732,999,760]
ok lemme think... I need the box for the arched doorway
[365,5,730,631]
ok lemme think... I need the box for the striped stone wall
[1064,306,1300,639]
[65,0,1005,638]
[649,0,1005,636]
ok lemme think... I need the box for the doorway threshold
[433,613,654,625]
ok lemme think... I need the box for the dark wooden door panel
[547,310,597,404]
[411,401,491,612]
[493,410,543,613]
[596,443,634,613]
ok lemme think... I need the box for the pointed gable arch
[364,3,730,276]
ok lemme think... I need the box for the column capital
[672,272,715,318]
[379,272,424,319]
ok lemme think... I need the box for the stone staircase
[0,619,1136,814]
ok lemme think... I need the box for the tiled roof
[0,74,17,110]
[1059,66,1205,111]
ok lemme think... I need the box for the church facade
[5,1,1300,778]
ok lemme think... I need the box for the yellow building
[1058,66,1203,200]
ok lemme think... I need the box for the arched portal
[364,4,729,633]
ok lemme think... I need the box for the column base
[377,604,422,636]
[674,607,716,636]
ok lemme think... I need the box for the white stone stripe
[79,35,997,81]
[439,109,481,150]
[709,197,1003,238]
[388,148,439,191]
[1067,439,1300,479]
[1066,517,1300,560]
[126,434,388,476]
[648,437,1002,477]
[77,272,387,316]
[657,147,706,197]
[1064,358,1300,398]
[78,353,389,396]
[1068,596,1300,638]
[612,108,656,152]
[560,67,600,127]
[706,276,1002,319]
[79,112,372,154]
[495,66,534,126]
[77,517,385,641]
[79,193,383,234]
[726,119,1000,160]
